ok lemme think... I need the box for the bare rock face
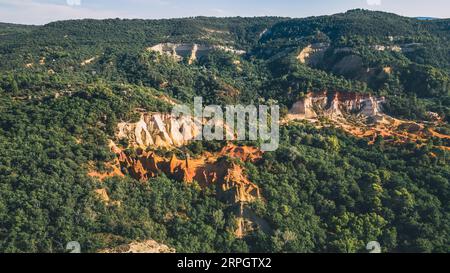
[98,240,175,253]
[288,91,385,120]
[147,43,245,63]
[222,163,261,203]
[297,43,329,64]
[116,112,235,149]
[289,95,317,119]
[117,113,202,148]
[111,143,262,204]
[112,111,263,205]
[93,188,121,207]
[286,91,450,147]
[90,142,267,237]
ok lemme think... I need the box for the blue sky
[0,0,448,25]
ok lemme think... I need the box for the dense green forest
[0,10,449,253]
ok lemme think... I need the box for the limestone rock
[117,113,202,149]
[288,91,385,120]
[286,91,450,146]
[147,43,245,63]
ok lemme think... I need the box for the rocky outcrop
[98,240,175,253]
[89,141,268,237]
[81,57,96,66]
[94,188,110,202]
[297,43,328,64]
[287,91,450,147]
[147,43,245,63]
[116,112,234,149]
[373,43,422,53]
[373,44,402,52]
[111,110,264,204]
[287,91,385,121]
[117,113,202,148]
[383,66,392,74]
[111,143,262,203]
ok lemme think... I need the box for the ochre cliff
[108,142,262,203]
[90,141,263,200]
[89,106,269,237]
[88,159,124,181]
[89,141,266,237]
[286,91,450,147]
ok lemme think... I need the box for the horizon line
[0,10,445,27]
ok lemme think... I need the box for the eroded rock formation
[117,112,234,149]
[287,91,450,147]
[109,142,262,203]
[297,43,329,64]
[287,91,385,120]
[108,110,264,204]
[89,139,268,237]
[81,56,97,66]
[117,113,201,148]
[147,43,246,64]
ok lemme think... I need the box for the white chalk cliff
[117,113,201,148]
[147,43,246,63]
[288,91,385,121]
[117,112,235,149]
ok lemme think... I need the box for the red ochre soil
[89,143,263,204]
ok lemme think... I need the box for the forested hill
[259,9,450,69]
[0,10,449,253]
[0,16,284,69]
